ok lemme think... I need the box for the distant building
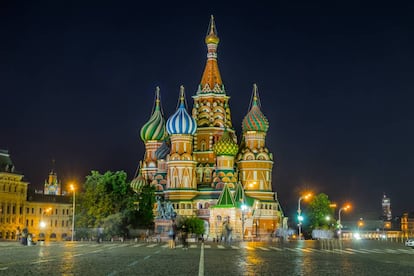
[43,169,62,195]
[0,149,29,240]
[341,219,402,240]
[382,193,392,221]
[401,212,414,238]
[0,149,73,241]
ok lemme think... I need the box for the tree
[77,170,138,232]
[133,184,155,228]
[176,216,205,236]
[306,193,334,230]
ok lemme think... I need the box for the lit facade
[0,150,28,240]
[0,149,73,241]
[132,16,284,239]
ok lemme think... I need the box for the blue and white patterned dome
[166,86,197,135]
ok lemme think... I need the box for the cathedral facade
[132,16,284,240]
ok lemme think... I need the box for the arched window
[204,169,211,182]
[200,140,206,151]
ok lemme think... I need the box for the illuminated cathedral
[132,16,284,240]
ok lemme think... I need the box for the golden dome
[205,15,220,45]
[205,33,220,44]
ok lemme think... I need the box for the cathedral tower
[192,15,236,187]
[166,86,198,202]
[140,87,168,181]
[238,84,274,201]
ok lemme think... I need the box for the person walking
[168,228,174,249]
[181,225,188,250]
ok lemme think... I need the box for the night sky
[2,2,414,220]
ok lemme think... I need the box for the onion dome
[140,87,168,142]
[213,129,238,156]
[205,15,220,45]
[130,166,147,194]
[155,140,170,160]
[242,84,269,133]
[166,86,197,135]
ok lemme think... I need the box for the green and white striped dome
[140,87,168,142]
[130,170,147,194]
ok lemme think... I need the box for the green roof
[215,184,235,207]
[233,182,244,205]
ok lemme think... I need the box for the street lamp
[297,193,312,240]
[338,204,351,239]
[70,184,76,242]
[358,218,364,231]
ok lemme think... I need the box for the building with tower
[132,16,284,240]
[382,193,392,221]
[0,149,73,241]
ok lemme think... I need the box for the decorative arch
[213,120,225,127]
[243,152,255,160]
[169,153,180,160]
[215,182,225,190]
[198,118,210,127]
[213,106,225,114]
[257,153,270,160]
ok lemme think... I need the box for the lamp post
[70,184,76,242]
[338,204,350,239]
[297,193,312,240]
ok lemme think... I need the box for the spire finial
[155,86,160,104]
[179,85,186,107]
[180,85,185,101]
[252,83,258,105]
[154,86,162,112]
[210,15,215,35]
[205,15,220,44]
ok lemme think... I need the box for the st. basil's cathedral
[131,16,284,240]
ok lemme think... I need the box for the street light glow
[338,203,352,240]
[297,192,313,240]
[70,182,76,242]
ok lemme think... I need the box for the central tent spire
[198,15,224,94]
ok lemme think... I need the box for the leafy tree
[133,184,155,228]
[102,213,123,239]
[306,193,334,230]
[77,170,138,233]
[176,216,205,236]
